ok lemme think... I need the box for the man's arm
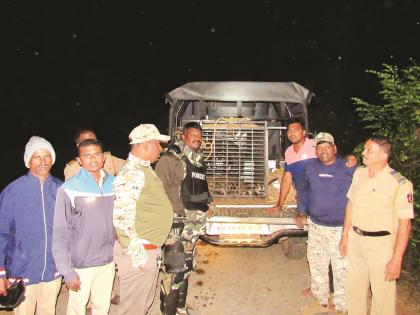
[339,200,353,256]
[113,169,148,268]
[294,168,309,229]
[267,171,293,213]
[52,188,79,285]
[345,155,357,168]
[110,154,126,175]
[64,160,80,181]
[385,219,412,281]
[155,156,174,198]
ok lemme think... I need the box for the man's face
[182,128,203,152]
[77,144,105,173]
[316,142,337,165]
[77,131,97,146]
[287,123,306,144]
[362,140,387,167]
[147,140,163,163]
[29,149,53,179]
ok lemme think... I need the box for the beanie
[24,136,56,168]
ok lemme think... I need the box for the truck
[164,81,313,259]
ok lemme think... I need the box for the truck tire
[280,237,307,259]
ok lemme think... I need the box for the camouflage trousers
[161,210,207,292]
[181,209,207,240]
[307,219,348,312]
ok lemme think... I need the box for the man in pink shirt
[269,118,316,212]
[269,118,356,213]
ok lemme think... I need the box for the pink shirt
[285,138,316,165]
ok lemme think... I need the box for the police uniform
[346,165,414,315]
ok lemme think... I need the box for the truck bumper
[201,229,308,247]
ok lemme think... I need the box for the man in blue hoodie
[53,139,116,315]
[0,136,63,315]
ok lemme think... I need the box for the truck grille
[201,119,267,197]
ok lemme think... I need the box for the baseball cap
[314,132,334,145]
[129,124,170,144]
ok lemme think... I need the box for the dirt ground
[1,241,419,315]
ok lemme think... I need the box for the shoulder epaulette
[390,169,408,184]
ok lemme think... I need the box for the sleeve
[0,188,13,279]
[112,169,148,268]
[346,169,360,201]
[284,161,291,173]
[296,166,309,214]
[155,156,173,196]
[52,187,78,282]
[395,181,414,219]
[111,155,126,175]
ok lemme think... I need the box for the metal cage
[201,119,267,197]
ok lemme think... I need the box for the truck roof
[166,81,313,104]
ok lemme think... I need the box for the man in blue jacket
[53,139,116,315]
[295,132,357,313]
[0,136,63,315]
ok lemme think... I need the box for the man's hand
[267,205,281,214]
[385,257,402,281]
[294,213,307,229]
[0,278,9,296]
[339,235,348,257]
[345,155,357,167]
[66,274,81,292]
[207,207,216,218]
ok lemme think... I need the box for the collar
[177,141,204,167]
[97,169,106,188]
[128,153,151,167]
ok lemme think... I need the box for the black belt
[353,226,390,237]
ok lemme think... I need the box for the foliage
[352,63,420,273]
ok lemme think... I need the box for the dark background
[1,0,419,189]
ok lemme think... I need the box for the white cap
[129,124,170,144]
[24,136,56,168]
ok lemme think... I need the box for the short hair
[74,128,96,145]
[183,122,202,133]
[287,117,306,130]
[369,135,392,159]
[77,139,104,155]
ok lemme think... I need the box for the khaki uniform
[64,152,126,180]
[346,165,414,315]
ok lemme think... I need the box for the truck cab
[165,82,313,258]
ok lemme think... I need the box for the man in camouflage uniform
[156,122,211,315]
[295,132,356,313]
[112,124,173,315]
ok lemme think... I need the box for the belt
[353,226,390,237]
[143,244,158,250]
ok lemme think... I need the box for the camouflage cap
[315,132,334,145]
[129,124,170,144]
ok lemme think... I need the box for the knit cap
[24,136,56,168]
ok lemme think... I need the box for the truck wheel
[280,237,307,259]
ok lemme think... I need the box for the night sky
[1,0,419,189]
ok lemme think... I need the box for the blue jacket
[0,172,63,285]
[52,168,115,282]
[297,158,356,227]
